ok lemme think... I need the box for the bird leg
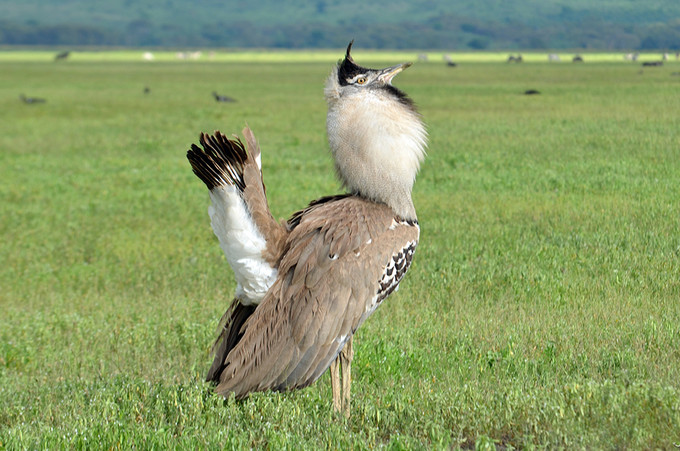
[340,336,353,418]
[330,355,341,413]
[330,336,354,418]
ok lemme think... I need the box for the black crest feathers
[338,40,368,86]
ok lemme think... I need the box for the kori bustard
[187,41,427,417]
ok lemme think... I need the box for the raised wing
[187,129,287,305]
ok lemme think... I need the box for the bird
[19,94,46,104]
[186,41,427,417]
[212,91,237,103]
[443,54,457,67]
[54,51,70,62]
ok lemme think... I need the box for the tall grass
[1,53,679,449]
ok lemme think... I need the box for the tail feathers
[241,126,262,169]
[187,131,248,191]
[188,127,288,270]
[206,299,257,383]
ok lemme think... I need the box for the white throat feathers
[324,58,427,221]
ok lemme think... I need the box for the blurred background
[1,0,679,50]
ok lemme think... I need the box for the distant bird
[212,91,237,103]
[524,89,541,95]
[54,51,70,62]
[572,55,584,63]
[187,41,427,417]
[19,94,46,104]
[144,86,151,94]
[443,54,457,67]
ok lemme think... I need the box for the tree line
[1,16,678,50]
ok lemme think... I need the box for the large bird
[186,42,427,417]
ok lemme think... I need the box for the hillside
[1,0,679,49]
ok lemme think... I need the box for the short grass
[1,52,679,449]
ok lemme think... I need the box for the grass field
[1,51,679,449]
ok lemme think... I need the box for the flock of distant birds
[22,50,239,105]
[438,51,680,66]
[18,50,680,104]
[21,88,238,104]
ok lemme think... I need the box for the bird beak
[378,62,412,85]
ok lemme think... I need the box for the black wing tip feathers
[186,130,248,191]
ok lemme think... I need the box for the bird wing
[212,196,420,398]
[187,129,287,305]
[187,128,290,383]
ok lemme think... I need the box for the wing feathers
[188,128,288,384]
[205,300,256,383]
[211,196,420,399]
[187,131,247,191]
[187,128,288,269]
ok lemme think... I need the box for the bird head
[325,41,414,106]
[338,41,412,86]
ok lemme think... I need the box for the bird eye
[355,77,367,85]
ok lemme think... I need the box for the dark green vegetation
[2,0,680,50]
[1,53,679,448]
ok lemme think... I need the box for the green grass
[1,52,679,449]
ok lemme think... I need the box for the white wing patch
[208,186,277,305]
